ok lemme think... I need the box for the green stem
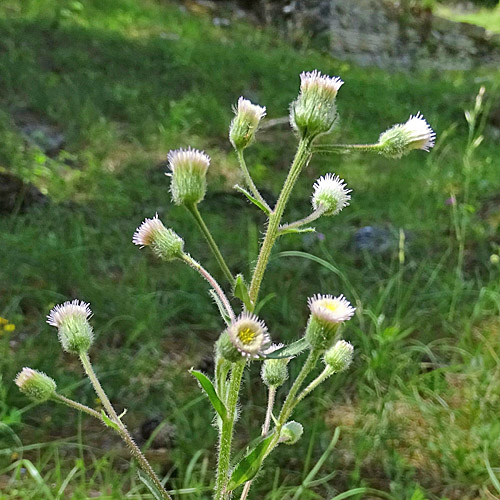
[182,254,235,323]
[313,143,380,154]
[236,149,271,213]
[294,366,332,406]
[239,386,276,500]
[186,203,235,287]
[277,350,321,428]
[248,138,312,307]
[52,393,104,421]
[214,361,246,500]
[79,352,172,500]
[279,206,327,233]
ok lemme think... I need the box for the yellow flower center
[238,327,257,345]
[322,301,338,312]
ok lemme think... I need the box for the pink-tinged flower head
[133,214,184,261]
[15,367,57,402]
[47,299,94,354]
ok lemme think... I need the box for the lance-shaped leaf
[226,434,275,491]
[234,184,271,216]
[137,469,165,500]
[262,338,309,359]
[233,274,254,312]
[190,370,227,423]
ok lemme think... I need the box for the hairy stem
[239,386,276,500]
[279,205,327,233]
[294,366,332,406]
[52,393,104,421]
[182,254,235,323]
[79,352,172,500]
[313,143,380,154]
[214,361,246,500]
[249,138,312,307]
[236,149,271,213]
[186,203,235,287]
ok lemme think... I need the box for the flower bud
[15,367,56,402]
[280,421,303,445]
[290,70,343,140]
[324,340,354,373]
[216,330,244,363]
[167,148,210,206]
[305,294,355,351]
[47,300,94,354]
[261,344,289,387]
[228,312,271,359]
[133,214,184,261]
[229,97,266,150]
[377,112,436,158]
[312,173,351,216]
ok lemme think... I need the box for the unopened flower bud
[305,294,355,351]
[280,421,303,445]
[47,300,94,354]
[216,330,244,363]
[228,312,271,359]
[167,148,210,206]
[229,97,266,150]
[324,340,354,373]
[261,344,289,387]
[290,70,343,140]
[312,174,351,216]
[133,214,184,261]
[377,112,436,158]
[15,367,56,402]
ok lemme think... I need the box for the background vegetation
[1,0,499,499]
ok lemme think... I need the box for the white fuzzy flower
[299,70,344,99]
[311,173,351,216]
[399,112,436,151]
[47,299,92,327]
[132,214,166,247]
[230,97,266,150]
[228,312,271,359]
[308,294,355,324]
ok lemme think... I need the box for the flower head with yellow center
[228,312,271,359]
[305,294,355,351]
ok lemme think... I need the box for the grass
[0,0,500,498]
[436,2,500,33]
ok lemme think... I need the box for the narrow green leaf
[233,274,254,311]
[137,469,164,500]
[263,338,309,359]
[100,410,120,432]
[234,184,271,215]
[226,434,275,491]
[209,289,231,325]
[190,370,227,423]
[279,226,316,236]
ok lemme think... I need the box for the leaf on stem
[279,226,316,236]
[262,338,309,359]
[234,185,271,216]
[226,434,275,491]
[233,274,254,312]
[100,410,120,432]
[190,370,228,423]
[137,469,166,500]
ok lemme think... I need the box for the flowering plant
[16,70,435,499]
